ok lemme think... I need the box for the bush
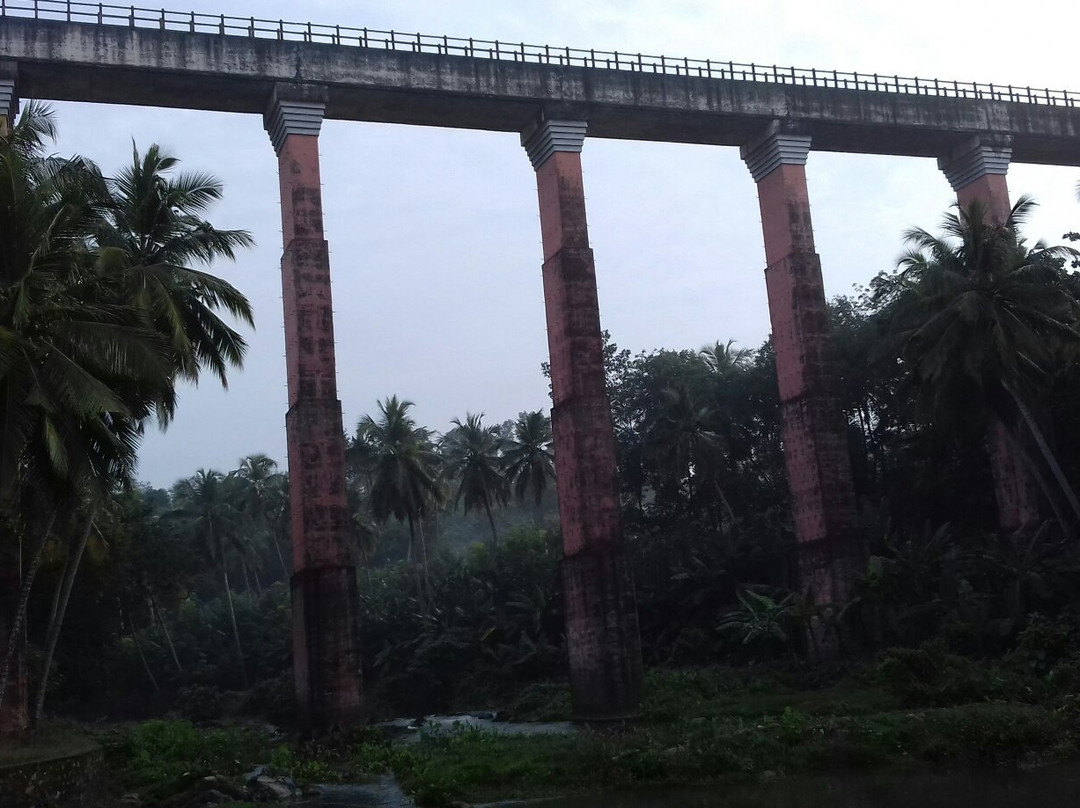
[108,720,274,789]
[506,682,571,722]
[175,684,226,723]
[1012,615,1074,677]
[243,671,297,727]
[873,641,1006,706]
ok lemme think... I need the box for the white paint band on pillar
[264,85,327,155]
[0,63,19,124]
[740,120,812,182]
[937,136,1012,191]
[521,118,588,170]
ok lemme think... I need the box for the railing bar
[0,1,1064,108]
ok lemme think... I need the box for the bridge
[2,1,1080,162]
[2,0,1076,733]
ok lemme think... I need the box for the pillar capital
[264,84,327,155]
[0,62,19,127]
[521,117,587,170]
[937,135,1012,192]
[740,120,812,183]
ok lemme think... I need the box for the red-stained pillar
[0,66,28,740]
[264,85,361,733]
[939,137,1039,532]
[741,122,861,614]
[521,117,642,720]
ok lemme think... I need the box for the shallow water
[303,762,1080,808]
[480,761,1080,807]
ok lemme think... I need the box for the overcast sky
[20,0,1079,488]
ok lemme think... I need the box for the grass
[376,668,1080,806]
[93,665,1080,807]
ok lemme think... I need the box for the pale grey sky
[26,0,1079,487]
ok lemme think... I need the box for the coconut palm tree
[1,117,254,727]
[501,410,556,507]
[442,413,509,546]
[876,196,1080,531]
[231,454,290,579]
[94,143,254,403]
[700,339,751,381]
[646,383,726,506]
[0,105,177,728]
[353,396,444,602]
[170,469,249,685]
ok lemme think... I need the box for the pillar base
[796,537,862,663]
[0,549,27,738]
[988,418,1039,533]
[562,548,643,722]
[0,640,27,739]
[292,564,362,735]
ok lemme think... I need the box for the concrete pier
[742,122,861,612]
[938,138,1040,532]
[265,85,362,733]
[522,117,643,719]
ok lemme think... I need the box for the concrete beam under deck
[2,17,1080,164]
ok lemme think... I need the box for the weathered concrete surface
[0,745,104,808]
[944,161,1040,533]
[3,17,1080,163]
[528,127,642,720]
[0,533,27,738]
[747,133,861,608]
[561,549,643,720]
[271,88,361,734]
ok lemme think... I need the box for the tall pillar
[0,65,27,739]
[0,541,27,739]
[741,121,861,610]
[264,85,361,733]
[939,138,1039,532]
[521,117,642,720]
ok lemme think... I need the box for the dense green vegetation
[96,661,1080,805]
[4,107,1080,805]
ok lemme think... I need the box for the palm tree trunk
[356,539,372,587]
[417,519,431,605]
[407,518,424,608]
[120,600,159,694]
[1010,389,1080,528]
[0,512,58,712]
[240,558,252,596]
[483,501,499,549]
[149,588,183,673]
[270,522,289,579]
[221,565,248,687]
[33,508,96,725]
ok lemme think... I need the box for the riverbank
[83,660,1080,807]
[384,668,1078,805]
[0,723,104,808]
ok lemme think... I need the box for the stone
[193,790,233,806]
[249,774,299,801]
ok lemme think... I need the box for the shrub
[175,684,225,723]
[873,641,1003,706]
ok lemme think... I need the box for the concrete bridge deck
[1,3,1080,164]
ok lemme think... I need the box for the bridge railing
[2,0,1078,108]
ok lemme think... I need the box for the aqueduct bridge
[3,1,1080,732]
